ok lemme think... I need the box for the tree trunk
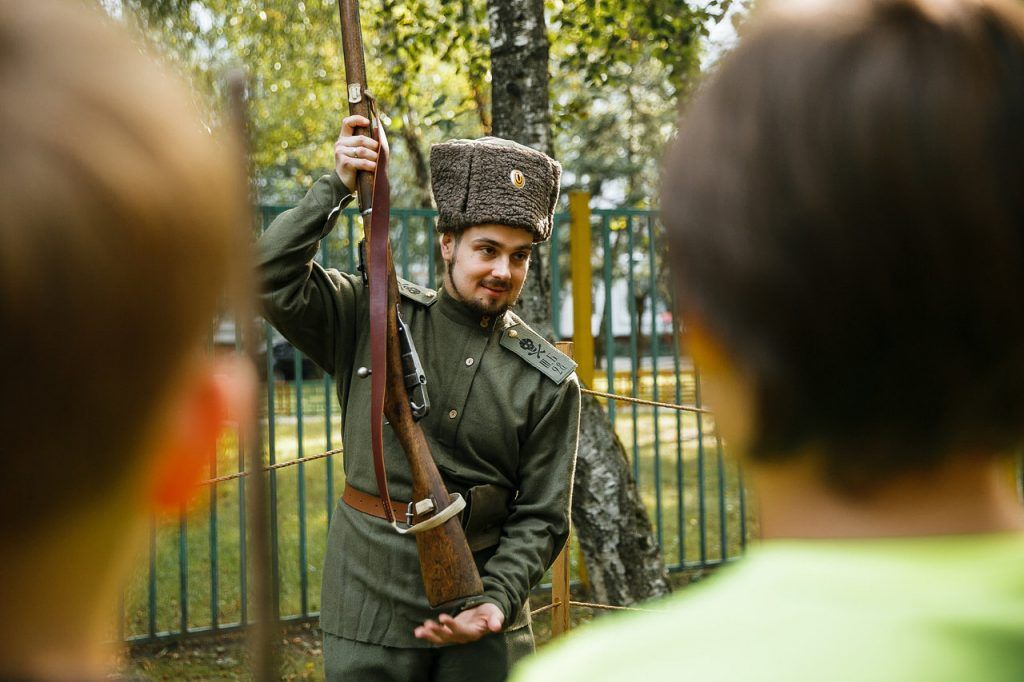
[573,394,671,604]
[487,0,670,607]
[635,290,649,356]
[487,0,551,153]
[487,0,553,339]
[398,113,433,209]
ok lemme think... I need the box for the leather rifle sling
[367,110,396,523]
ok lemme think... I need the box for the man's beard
[444,251,518,317]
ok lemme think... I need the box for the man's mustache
[479,279,510,292]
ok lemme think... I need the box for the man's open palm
[413,603,504,645]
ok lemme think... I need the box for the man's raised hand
[334,114,379,194]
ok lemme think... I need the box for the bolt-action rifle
[335,0,484,608]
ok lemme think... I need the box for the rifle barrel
[337,0,375,210]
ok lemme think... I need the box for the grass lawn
[118,371,753,677]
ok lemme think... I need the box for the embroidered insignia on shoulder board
[397,278,437,306]
[499,323,577,384]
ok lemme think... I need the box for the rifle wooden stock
[336,0,484,609]
[386,344,486,608]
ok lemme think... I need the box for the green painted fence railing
[119,204,750,643]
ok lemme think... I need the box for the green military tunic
[257,173,581,650]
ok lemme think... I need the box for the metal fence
[120,202,750,643]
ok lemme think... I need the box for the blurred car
[213,318,324,381]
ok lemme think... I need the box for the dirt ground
[117,621,324,681]
[117,611,584,680]
[117,571,708,680]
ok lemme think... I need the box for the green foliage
[549,0,734,206]
[111,0,740,205]
[115,0,480,202]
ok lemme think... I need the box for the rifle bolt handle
[356,366,372,378]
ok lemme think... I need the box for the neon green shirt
[514,534,1024,682]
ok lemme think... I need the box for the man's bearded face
[440,224,533,317]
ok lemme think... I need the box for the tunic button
[508,330,519,338]
[480,316,490,328]
[465,358,474,367]
[448,409,458,419]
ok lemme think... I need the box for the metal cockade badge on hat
[509,169,526,189]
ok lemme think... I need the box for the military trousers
[323,626,535,682]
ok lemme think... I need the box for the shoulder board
[397,278,437,306]
[499,323,577,385]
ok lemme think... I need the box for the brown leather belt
[343,482,510,552]
[343,484,408,522]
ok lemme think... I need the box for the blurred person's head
[664,0,1024,502]
[0,0,250,674]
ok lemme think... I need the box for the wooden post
[567,191,593,594]
[552,341,575,637]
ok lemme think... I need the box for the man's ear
[148,355,256,511]
[439,232,455,260]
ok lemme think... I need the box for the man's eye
[480,247,494,256]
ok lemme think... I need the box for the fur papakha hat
[430,137,562,243]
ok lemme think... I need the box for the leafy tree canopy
[110,0,740,205]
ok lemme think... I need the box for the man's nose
[491,256,511,281]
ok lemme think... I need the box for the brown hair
[0,1,242,538]
[663,0,1024,492]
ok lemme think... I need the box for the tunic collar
[436,285,508,333]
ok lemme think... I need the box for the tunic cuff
[462,591,512,625]
[313,172,355,211]
[326,171,354,201]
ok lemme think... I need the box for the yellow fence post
[568,190,593,595]
[568,191,594,389]
[553,340,575,636]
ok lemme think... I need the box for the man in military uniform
[257,115,581,681]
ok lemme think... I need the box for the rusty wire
[529,601,559,617]
[580,387,711,414]
[529,598,660,618]
[568,600,661,613]
[203,447,343,485]
[200,387,708,487]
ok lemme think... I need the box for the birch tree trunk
[486,0,553,339]
[487,0,670,606]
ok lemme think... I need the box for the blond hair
[0,0,243,538]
